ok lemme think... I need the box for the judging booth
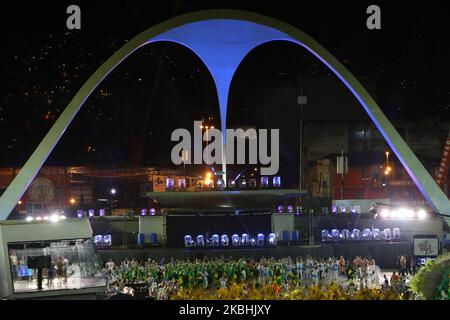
[0,218,105,299]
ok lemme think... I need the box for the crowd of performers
[102,255,410,300]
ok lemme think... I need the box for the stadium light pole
[297,90,307,191]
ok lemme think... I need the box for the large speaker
[27,255,51,269]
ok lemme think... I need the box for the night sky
[0,1,449,184]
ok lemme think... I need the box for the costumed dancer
[339,256,346,275]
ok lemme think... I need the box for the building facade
[0,166,202,218]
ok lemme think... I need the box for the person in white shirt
[326,260,333,279]
[256,264,263,284]
[9,251,19,281]
[62,257,69,283]
[306,257,313,279]
[332,260,339,281]
[220,275,228,288]
[296,259,304,281]
[106,259,115,271]
[241,269,247,282]
[311,268,319,286]
[202,270,209,288]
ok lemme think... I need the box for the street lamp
[109,188,117,216]
[384,151,391,188]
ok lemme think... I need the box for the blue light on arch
[149,20,293,181]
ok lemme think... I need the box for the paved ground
[299,269,413,290]
[12,276,105,293]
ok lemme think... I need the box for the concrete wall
[90,217,139,246]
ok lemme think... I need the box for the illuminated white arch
[0,9,448,220]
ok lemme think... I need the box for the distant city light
[69,197,76,205]
[110,188,116,195]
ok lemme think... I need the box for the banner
[413,237,439,256]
